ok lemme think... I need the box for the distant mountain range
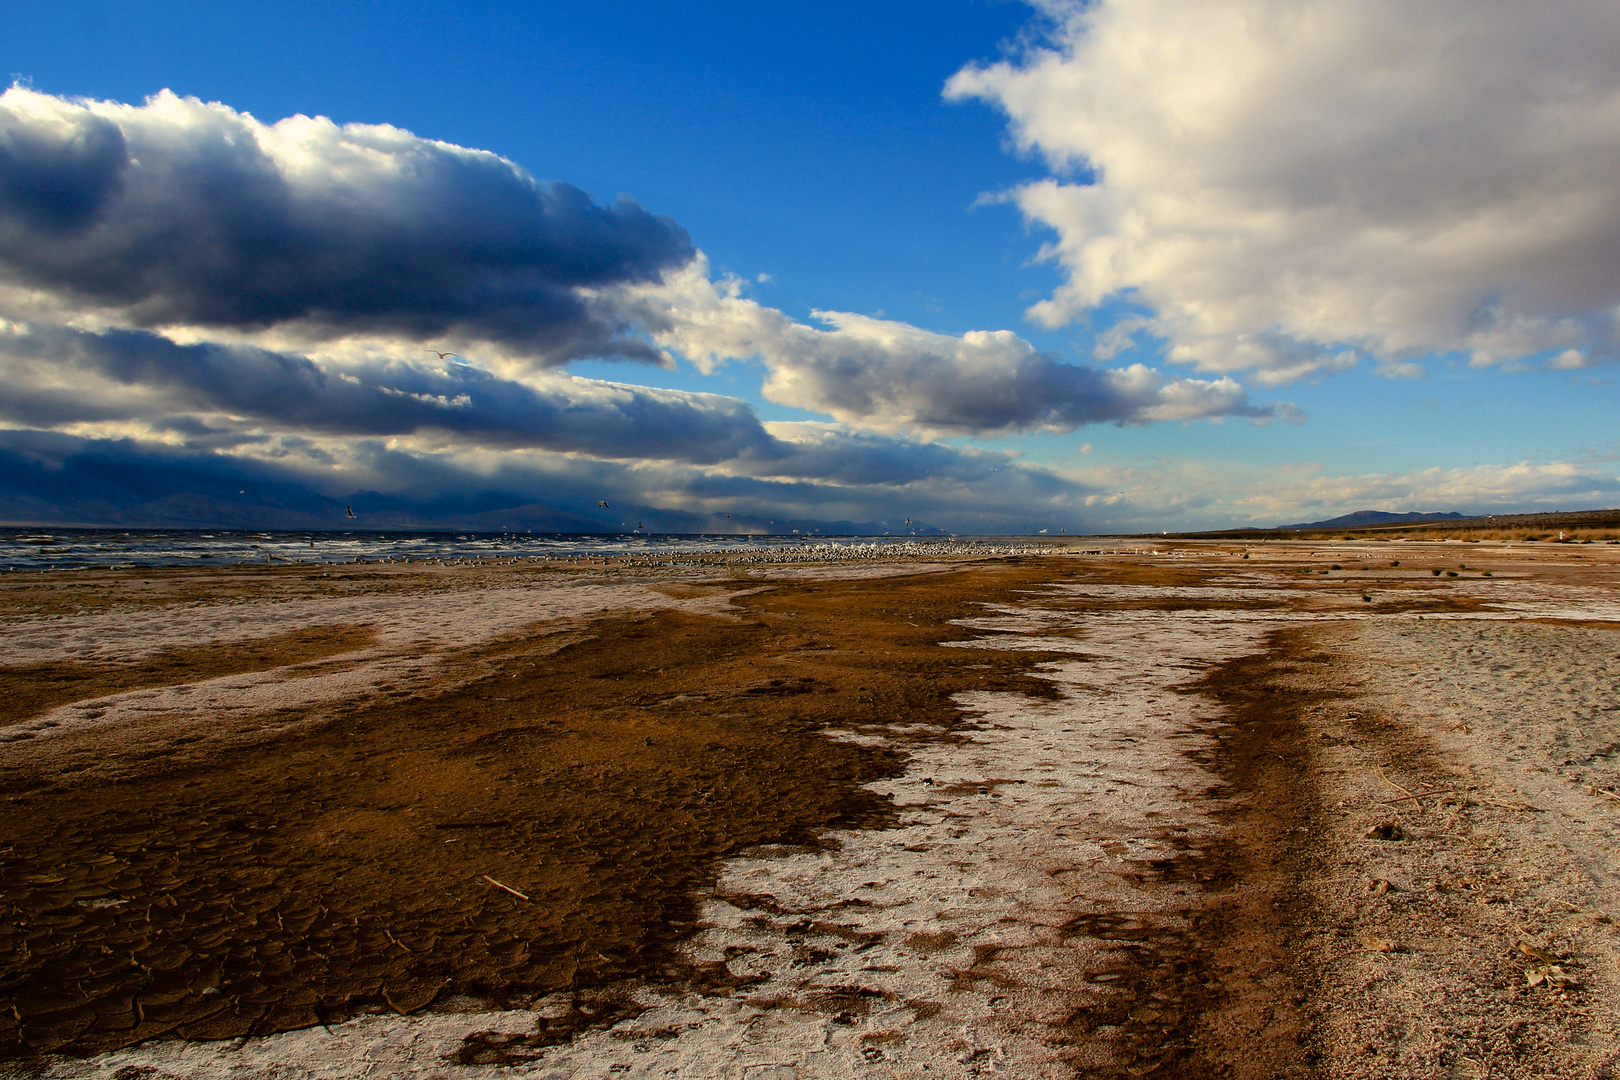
[1274,510,1467,530]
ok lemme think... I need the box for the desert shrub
[1432,568,1443,576]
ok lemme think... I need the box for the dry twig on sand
[1382,789,1454,806]
[482,875,530,900]
[1375,765,1417,798]
[1481,798,1540,812]
[1516,939,1562,965]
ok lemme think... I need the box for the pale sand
[6,540,1620,1078]
[1290,617,1620,1078]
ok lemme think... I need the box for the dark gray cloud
[749,424,1016,486]
[0,322,773,463]
[622,264,1283,436]
[0,87,692,361]
[0,426,1092,535]
[0,321,1034,487]
[0,101,126,233]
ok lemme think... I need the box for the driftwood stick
[1375,766,1416,798]
[482,874,530,900]
[1481,798,1540,812]
[1381,790,1449,806]
[1381,786,1477,807]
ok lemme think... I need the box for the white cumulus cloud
[0,85,692,362]
[947,0,1620,379]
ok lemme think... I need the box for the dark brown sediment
[0,559,1065,1060]
[1029,620,1341,1079]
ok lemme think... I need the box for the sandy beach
[3,539,1619,1079]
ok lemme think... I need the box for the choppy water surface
[0,527,985,571]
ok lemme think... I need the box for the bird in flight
[346,505,356,519]
[905,517,911,526]
[598,500,611,509]
[427,350,459,361]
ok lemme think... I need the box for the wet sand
[2,540,1618,1078]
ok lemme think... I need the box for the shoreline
[3,542,1618,1077]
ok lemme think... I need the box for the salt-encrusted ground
[7,540,1620,1079]
[17,571,1270,1078]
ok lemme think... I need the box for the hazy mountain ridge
[1274,510,1467,530]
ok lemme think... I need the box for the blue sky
[2,1,1617,532]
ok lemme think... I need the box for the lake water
[0,527,974,571]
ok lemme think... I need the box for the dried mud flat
[1,540,1618,1078]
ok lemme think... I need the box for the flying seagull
[427,350,460,361]
[598,500,611,509]
[905,517,911,526]
[346,505,356,519]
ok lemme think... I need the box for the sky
[1,0,1618,534]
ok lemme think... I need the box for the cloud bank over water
[948,0,1620,380]
[0,84,1296,530]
